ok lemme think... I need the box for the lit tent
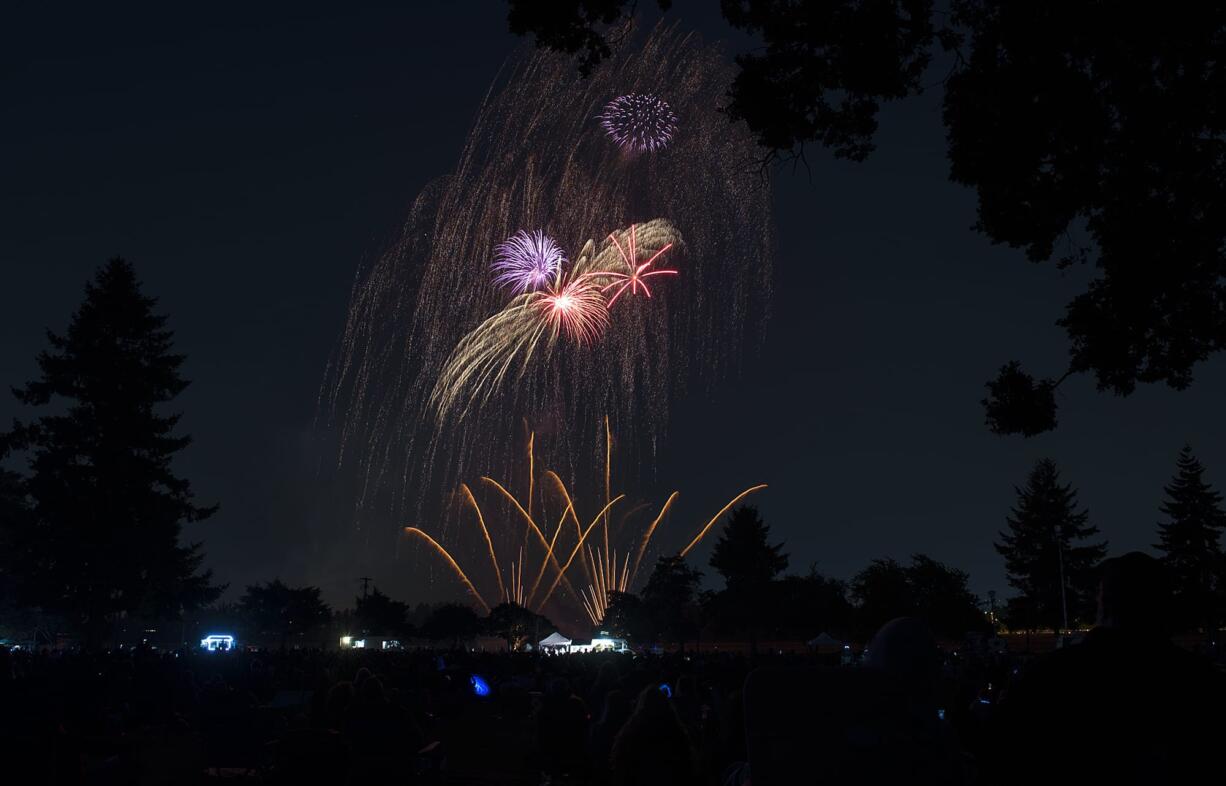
[539,631,572,651]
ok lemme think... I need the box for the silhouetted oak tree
[850,557,912,638]
[722,0,935,163]
[1,259,220,645]
[766,567,853,640]
[239,580,332,648]
[905,553,989,639]
[851,554,986,640]
[997,459,1106,631]
[1154,446,1226,633]
[486,601,555,651]
[354,586,410,636]
[423,602,482,648]
[506,0,665,76]
[602,589,649,640]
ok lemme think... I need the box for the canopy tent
[807,632,845,649]
[538,631,573,650]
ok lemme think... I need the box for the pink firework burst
[602,224,678,307]
[536,274,609,343]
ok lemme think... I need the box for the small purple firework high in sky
[491,229,566,293]
[599,93,678,152]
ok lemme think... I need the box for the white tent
[807,632,845,649]
[539,631,573,651]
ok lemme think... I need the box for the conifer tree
[1154,446,1226,632]
[709,506,789,592]
[997,459,1106,630]
[709,505,788,652]
[2,259,220,644]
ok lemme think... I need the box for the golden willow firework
[320,22,772,527]
[404,423,767,625]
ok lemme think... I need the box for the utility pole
[1056,534,1069,636]
[359,577,372,599]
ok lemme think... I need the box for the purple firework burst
[491,229,567,293]
[599,93,678,152]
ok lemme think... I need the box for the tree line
[191,580,547,653]
[195,453,1226,653]
[2,260,1224,649]
[999,452,1226,636]
[603,508,990,651]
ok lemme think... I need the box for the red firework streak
[602,224,677,307]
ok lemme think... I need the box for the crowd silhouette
[1,552,1221,785]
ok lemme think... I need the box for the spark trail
[404,425,767,626]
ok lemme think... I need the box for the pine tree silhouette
[709,505,788,591]
[1154,446,1226,633]
[997,459,1106,631]
[709,505,788,652]
[2,259,220,645]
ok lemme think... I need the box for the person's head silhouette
[865,616,941,695]
[1096,552,1172,633]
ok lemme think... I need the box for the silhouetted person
[537,676,589,779]
[322,681,353,733]
[589,688,631,778]
[863,617,966,785]
[986,552,1226,784]
[589,660,620,709]
[610,684,698,786]
[741,617,963,785]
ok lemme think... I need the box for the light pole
[1056,530,1069,635]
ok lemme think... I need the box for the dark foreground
[2,619,1224,786]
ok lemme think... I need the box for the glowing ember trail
[403,527,490,614]
[679,484,770,558]
[459,482,504,602]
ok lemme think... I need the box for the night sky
[6,1,1226,608]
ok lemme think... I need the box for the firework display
[599,93,679,152]
[320,22,773,579]
[602,222,677,307]
[492,229,566,294]
[405,423,766,624]
[429,219,680,422]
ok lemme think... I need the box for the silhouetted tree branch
[506,1,1226,435]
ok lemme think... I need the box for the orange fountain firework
[404,421,766,625]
